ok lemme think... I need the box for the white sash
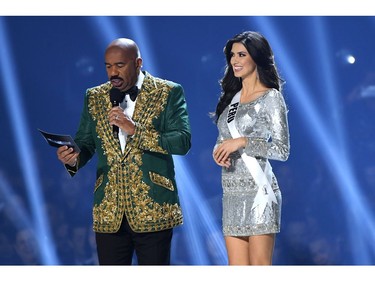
[227,91,277,215]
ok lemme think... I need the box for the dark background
[1,16,375,265]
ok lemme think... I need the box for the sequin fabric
[215,89,290,236]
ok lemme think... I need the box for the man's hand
[57,146,79,166]
[109,106,136,136]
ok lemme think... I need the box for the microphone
[109,87,125,137]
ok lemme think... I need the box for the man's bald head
[105,38,141,60]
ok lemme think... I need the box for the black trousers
[95,216,173,265]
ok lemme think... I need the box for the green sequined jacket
[67,71,191,233]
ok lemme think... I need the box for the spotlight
[346,55,356,64]
[336,49,356,65]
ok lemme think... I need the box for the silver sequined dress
[215,88,290,236]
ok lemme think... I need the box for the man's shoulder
[144,71,181,90]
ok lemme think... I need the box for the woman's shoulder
[264,88,284,100]
[263,88,288,109]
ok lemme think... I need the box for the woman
[212,31,290,265]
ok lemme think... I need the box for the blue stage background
[1,16,375,265]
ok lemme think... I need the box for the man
[56,38,191,265]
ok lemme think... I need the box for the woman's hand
[213,137,247,168]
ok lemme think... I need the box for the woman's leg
[225,236,250,265]
[248,234,275,265]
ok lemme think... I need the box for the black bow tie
[124,86,139,102]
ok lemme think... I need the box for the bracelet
[244,137,249,148]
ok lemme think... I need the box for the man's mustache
[110,76,123,81]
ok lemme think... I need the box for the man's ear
[136,58,143,71]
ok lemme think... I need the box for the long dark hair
[211,31,284,123]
